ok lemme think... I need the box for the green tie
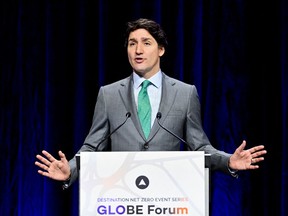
[138,80,152,139]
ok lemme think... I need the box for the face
[127,28,165,79]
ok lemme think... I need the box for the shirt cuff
[228,167,239,178]
[62,175,71,190]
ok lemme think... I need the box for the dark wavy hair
[124,18,168,49]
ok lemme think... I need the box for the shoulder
[162,72,196,90]
[101,76,132,90]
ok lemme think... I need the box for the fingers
[249,145,266,169]
[36,150,64,164]
[251,156,265,164]
[37,169,49,176]
[249,164,260,170]
[58,150,66,160]
[235,140,246,153]
[58,151,69,165]
[41,150,57,162]
[35,154,51,168]
[35,150,71,181]
[35,160,47,169]
[249,158,261,169]
[249,145,267,161]
[35,160,52,178]
[252,150,267,158]
[239,141,266,158]
[249,145,265,153]
[35,150,63,171]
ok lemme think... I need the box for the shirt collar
[133,70,162,89]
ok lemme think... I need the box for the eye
[128,42,135,46]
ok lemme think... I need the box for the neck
[135,69,160,79]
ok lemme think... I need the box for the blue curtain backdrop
[1,0,287,215]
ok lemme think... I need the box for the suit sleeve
[186,85,232,174]
[67,87,110,186]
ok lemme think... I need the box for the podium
[77,151,210,216]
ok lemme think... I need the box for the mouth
[134,57,144,64]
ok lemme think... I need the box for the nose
[135,44,143,54]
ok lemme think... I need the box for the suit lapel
[149,74,178,137]
[118,73,178,141]
[118,75,145,139]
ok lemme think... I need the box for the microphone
[156,112,192,151]
[84,112,131,151]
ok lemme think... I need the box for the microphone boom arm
[84,112,131,151]
[156,112,192,151]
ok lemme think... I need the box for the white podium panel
[80,151,205,216]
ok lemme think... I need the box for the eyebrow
[128,37,152,43]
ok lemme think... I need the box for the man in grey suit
[35,18,266,188]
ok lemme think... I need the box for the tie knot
[141,80,151,90]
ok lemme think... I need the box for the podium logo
[135,175,149,189]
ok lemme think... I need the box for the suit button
[143,143,149,149]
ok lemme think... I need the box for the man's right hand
[35,150,71,181]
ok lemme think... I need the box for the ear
[159,46,165,57]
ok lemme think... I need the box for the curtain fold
[280,0,288,215]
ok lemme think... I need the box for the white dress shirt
[133,71,162,128]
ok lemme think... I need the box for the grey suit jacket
[68,73,231,186]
